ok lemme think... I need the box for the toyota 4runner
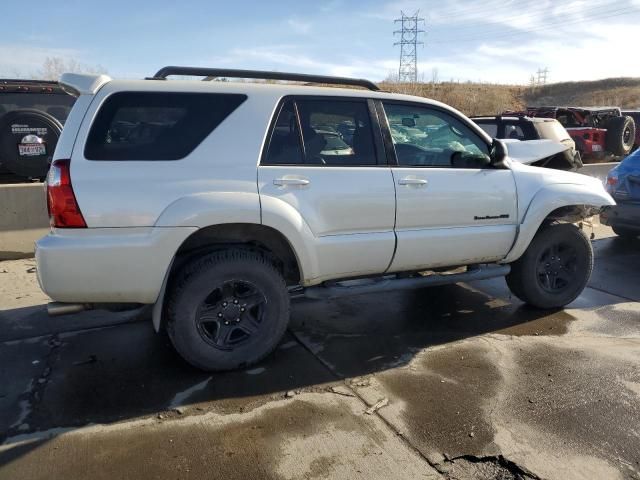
[37,67,615,371]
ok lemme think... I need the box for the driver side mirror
[490,139,508,167]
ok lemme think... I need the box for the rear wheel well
[170,223,301,286]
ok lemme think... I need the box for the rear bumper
[600,202,640,231]
[35,226,196,304]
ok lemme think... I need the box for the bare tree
[38,57,107,80]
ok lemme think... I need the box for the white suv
[37,67,614,371]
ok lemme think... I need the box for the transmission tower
[394,11,425,83]
[536,67,549,86]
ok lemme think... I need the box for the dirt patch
[493,309,575,337]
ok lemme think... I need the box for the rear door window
[263,100,304,165]
[296,99,378,166]
[263,97,379,166]
[85,92,246,160]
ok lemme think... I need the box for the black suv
[471,115,582,170]
[0,79,76,180]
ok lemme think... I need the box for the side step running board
[302,264,510,300]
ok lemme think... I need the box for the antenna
[394,11,425,83]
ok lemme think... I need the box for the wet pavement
[0,228,638,480]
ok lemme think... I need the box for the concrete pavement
[0,227,638,480]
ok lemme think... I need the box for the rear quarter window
[534,120,571,142]
[84,92,247,160]
[475,122,498,138]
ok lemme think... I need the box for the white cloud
[210,45,397,80]
[286,17,312,34]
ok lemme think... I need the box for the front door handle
[398,177,428,186]
[273,177,310,187]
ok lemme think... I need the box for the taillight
[46,160,86,228]
[607,176,618,186]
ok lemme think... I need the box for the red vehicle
[504,107,636,161]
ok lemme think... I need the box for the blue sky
[2,0,640,84]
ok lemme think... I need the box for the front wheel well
[543,204,602,225]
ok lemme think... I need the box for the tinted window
[475,121,498,137]
[85,92,246,160]
[534,120,571,142]
[0,93,75,124]
[503,123,525,140]
[383,103,490,168]
[263,100,304,165]
[296,99,377,166]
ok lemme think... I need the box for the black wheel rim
[195,280,267,351]
[536,242,578,294]
[623,127,632,145]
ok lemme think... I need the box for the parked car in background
[600,149,640,239]
[0,79,76,180]
[621,110,640,150]
[504,106,636,161]
[471,115,582,170]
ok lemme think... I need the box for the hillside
[524,77,640,109]
[380,81,524,116]
[380,77,640,116]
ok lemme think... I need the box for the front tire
[506,223,593,309]
[167,250,290,371]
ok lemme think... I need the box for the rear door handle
[273,177,310,186]
[398,177,428,186]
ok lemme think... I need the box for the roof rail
[149,66,380,91]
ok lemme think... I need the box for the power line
[429,6,640,44]
[430,0,614,34]
[394,11,425,82]
[428,0,613,22]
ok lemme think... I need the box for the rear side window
[503,123,525,140]
[85,92,246,160]
[534,120,570,142]
[476,122,498,137]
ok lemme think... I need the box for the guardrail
[0,183,49,260]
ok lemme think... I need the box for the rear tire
[506,223,593,309]
[167,250,290,371]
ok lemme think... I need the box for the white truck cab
[37,67,614,370]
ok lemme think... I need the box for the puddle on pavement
[373,342,502,460]
[5,323,335,436]
[0,395,428,480]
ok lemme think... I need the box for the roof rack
[149,66,380,91]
